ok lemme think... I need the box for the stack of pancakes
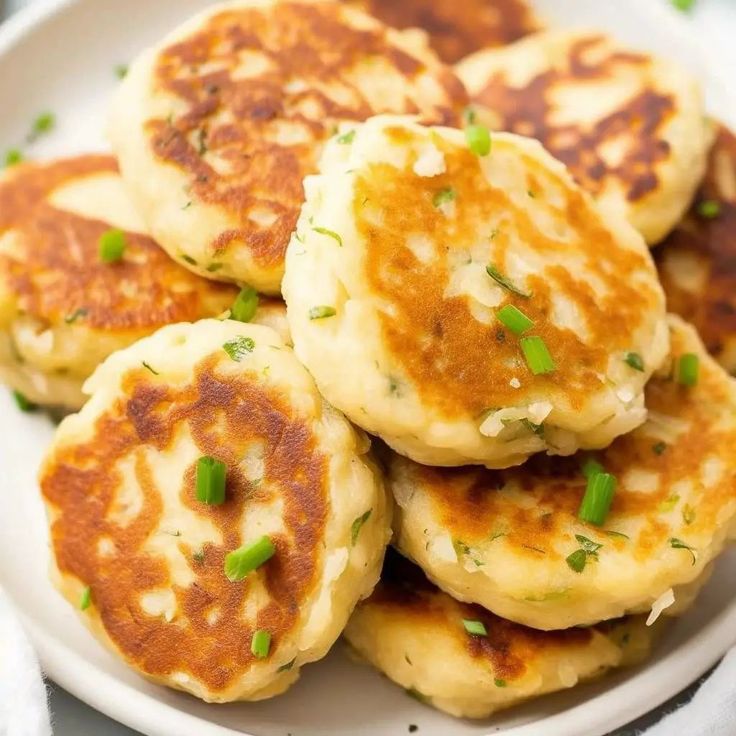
[4,0,735,721]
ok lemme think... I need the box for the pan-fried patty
[456,30,710,244]
[109,0,468,293]
[39,319,391,702]
[390,316,735,629]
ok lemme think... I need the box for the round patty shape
[0,155,237,410]
[390,316,736,629]
[657,123,736,373]
[109,0,468,294]
[346,0,540,64]
[39,319,391,702]
[283,115,668,468]
[456,29,710,244]
[344,551,655,719]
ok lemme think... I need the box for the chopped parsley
[27,112,55,143]
[115,64,129,79]
[697,199,720,219]
[624,352,645,372]
[223,336,256,361]
[494,678,507,688]
[566,535,602,573]
[12,390,36,412]
[652,441,667,456]
[4,149,23,167]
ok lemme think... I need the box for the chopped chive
[224,535,276,581]
[520,336,556,375]
[485,264,531,298]
[624,352,644,372]
[494,678,507,688]
[652,441,667,456]
[196,456,227,505]
[336,129,355,144]
[206,262,223,273]
[578,472,617,526]
[309,305,336,320]
[669,537,696,565]
[64,308,88,324]
[351,509,372,546]
[251,629,271,658]
[181,254,197,266]
[465,124,491,157]
[697,199,720,219]
[462,619,487,636]
[432,187,456,208]
[79,586,92,611]
[223,336,255,361]
[496,304,533,335]
[230,286,259,323]
[464,107,477,125]
[670,0,695,12]
[12,390,36,412]
[115,64,129,79]
[27,111,55,142]
[277,658,296,672]
[605,530,629,540]
[312,226,342,247]
[566,548,588,573]
[142,361,159,375]
[676,353,699,386]
[4,149,23,167]
[581,457,604,480]
[98,228,126,263]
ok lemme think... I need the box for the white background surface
[0,1,734,735]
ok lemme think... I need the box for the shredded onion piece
[646,588,675,626]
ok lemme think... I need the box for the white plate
[1,1,735,735]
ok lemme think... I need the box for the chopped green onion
[98,229,126,263]
[351,509,372,546]
[4,149,23,167]
[27,112,55,142]
[578,472,617,526]
[565,549,588,573]
[277,658,296,672]
[485,264,531,298]
[669,537,696,565]
[494,678,507,688]
[312,226,342,247]
[670,0,695,12]
[581,457,604,480]
[64,308,88,324]
[624,352,644,372]
[575,534,603,555]
[336,129,355,144]
[465,124,491,157]
[230,286,259,323]
[464,107,477,125]
[605,530,629,540]
[115,64,129,79]
[12,390,36,412]
[676,353,699,386]
[652,441,667,456]
[696,199,720,219]
[181,254,197,265]
[251,629,271,658]
[462,619,487,636]
[309,306,336,320]
[79,586,92,611]
[496,304,533,335]
[682,505,696,525]
[432,187,456,208]
[224,535,276,581]
[195,456,227,505]
[520,336,556,375]
[142,361,159,375]
[206,262,223,273]
[223,336,255,361]
[192,549,205,563]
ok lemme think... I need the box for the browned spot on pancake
[472,35,675,202]
[372,549,592,681]
[412,324,736,560]
[657,124,736,368]
[148,1,467,269]
[0,156,236,329]
[348,0,539,63]
[357,133,659,419]
[40,355,329,692]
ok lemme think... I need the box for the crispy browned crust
[372,549,592,681]
[349,0,540,63]
[0,155,236,330]
[395,323,736,561]
[40,354,330,693]
[657,124,736,367]
[356,127,660,420]
[147,1,467,271]
[469,35,675,203]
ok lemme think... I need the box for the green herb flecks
[223,336,256,361]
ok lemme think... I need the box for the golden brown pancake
[40,319,391,702]
[657,123,736,373]
[345,550,656,719]
[109,0,469,293]
[0,155,237,409]
[390,316,736,630]
[457,30,710,244]
[284,115,668,468]
[347,0,540,63]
